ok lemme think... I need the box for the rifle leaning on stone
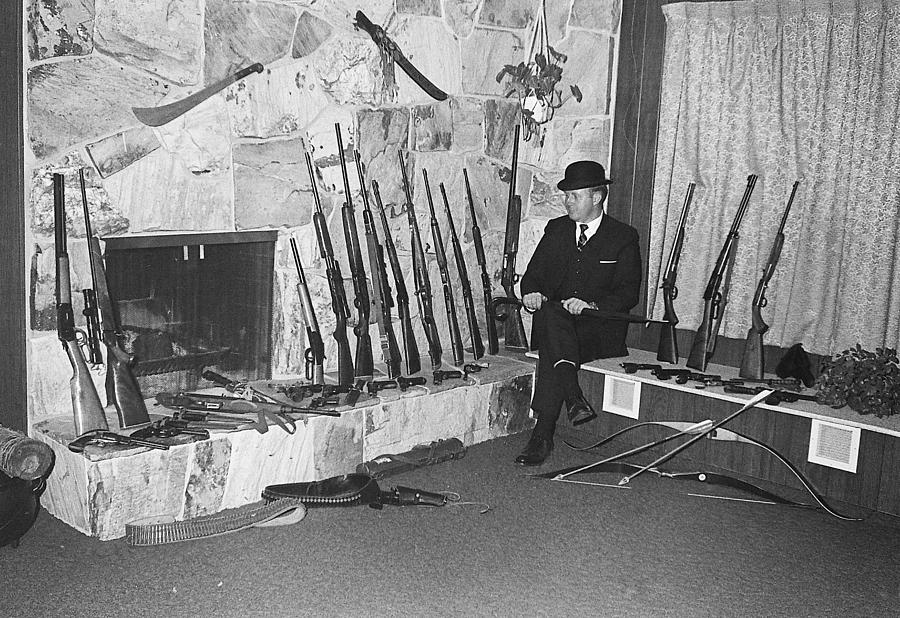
[739,180,799,380]
[657,182,695,364]
[305,149,354,386]
[356,155,402,378]
[54,173,109,437]
[489,123,529,351]
[687,174,758,372]
[77,172,103,366]
[336,125,374,378]
[371,179,421,375]
[463,168,497,355]
[289,237,325,385]
[424,172,464,366]
[80,169,151,429]
[399,151,443,370]
[442,181,485,360]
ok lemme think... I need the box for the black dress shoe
[566,394,598,426]
[515,435,554,466]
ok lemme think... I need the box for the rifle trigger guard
[760,297,768,308]
[671,285,678,300]
[304,347,314,381]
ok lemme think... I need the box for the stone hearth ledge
[31,355,535,540]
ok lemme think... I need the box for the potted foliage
[815,344,900,417]
[494,0,582,141]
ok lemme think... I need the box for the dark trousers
[530,303,582,439]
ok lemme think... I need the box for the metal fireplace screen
[102,231,277,396]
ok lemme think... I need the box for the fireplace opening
[102,231,277,397]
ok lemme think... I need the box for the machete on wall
[353,10,448,102]
[132,63,265,127]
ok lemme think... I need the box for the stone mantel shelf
[527,348,900,438]
[32,354,536,540]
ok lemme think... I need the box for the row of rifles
[657,174,800,378]
[294,123,529,388]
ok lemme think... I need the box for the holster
[378,486,448,507]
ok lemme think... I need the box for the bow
[534,419,862,521]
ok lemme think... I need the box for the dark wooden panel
[0,3,26,431]
[877,437,900,516]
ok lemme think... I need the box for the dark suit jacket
[521,213,642,361]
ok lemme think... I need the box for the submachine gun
[686,174,758,372]
[489,123,528,351]
[656,182,695,364]
[80,169,150,428]
[739,181,799,379]
[53,173,108,436]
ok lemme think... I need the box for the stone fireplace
[24,0,622,430]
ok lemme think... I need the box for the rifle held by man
[290,236,326,384]
[686,174,758,371]
[399,150,443,370]
[54,173,108,436]
[80,169,150,429]
[464,169,497,355]
[356,154,402,378]
[424,172,464,366]
[336,124,374,378]
[657,182,695,364]
[739,180,799,379]
[372,179,421,375]
[443,180,484,359]
[306,149,354,386]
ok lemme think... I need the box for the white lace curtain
[647,0,900,357]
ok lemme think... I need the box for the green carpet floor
[3,432,899,617]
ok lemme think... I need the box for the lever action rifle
[399,151,443,370]
[54,173,108,436]
[80,170,151,429]
[657,182,695,364]
[490,123,528,350]
[424,172,464,366]
[463,169,497,355]
[686,174,759,371]
[739,180,800,380]
[443,179,484,360]
[335,124,374,378]
[289,236,325,385]
[356,155,402,379]
[305,149,354,386]
[372,179,421,375]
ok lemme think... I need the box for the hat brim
[557,178,613,191]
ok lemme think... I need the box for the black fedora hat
[557,161,613,191]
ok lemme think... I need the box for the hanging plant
[494,0,582,141]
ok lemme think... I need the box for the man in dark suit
[515,160,642,465]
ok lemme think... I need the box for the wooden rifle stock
[657,182,695,363]
[290,237,326,385]
[306,150,354,386]
[336,125,374,378]
[80,170,149,429]
[687,174,758,371]
[399,151,442,370]
[739,180,799,379]
[54,173,108,436]
[442,180,484,360]
[356,156,402,379]
[372,179,421,375]
[424,173,464,366]
[463,169,497,355]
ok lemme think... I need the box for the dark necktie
[577,224,589,251]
